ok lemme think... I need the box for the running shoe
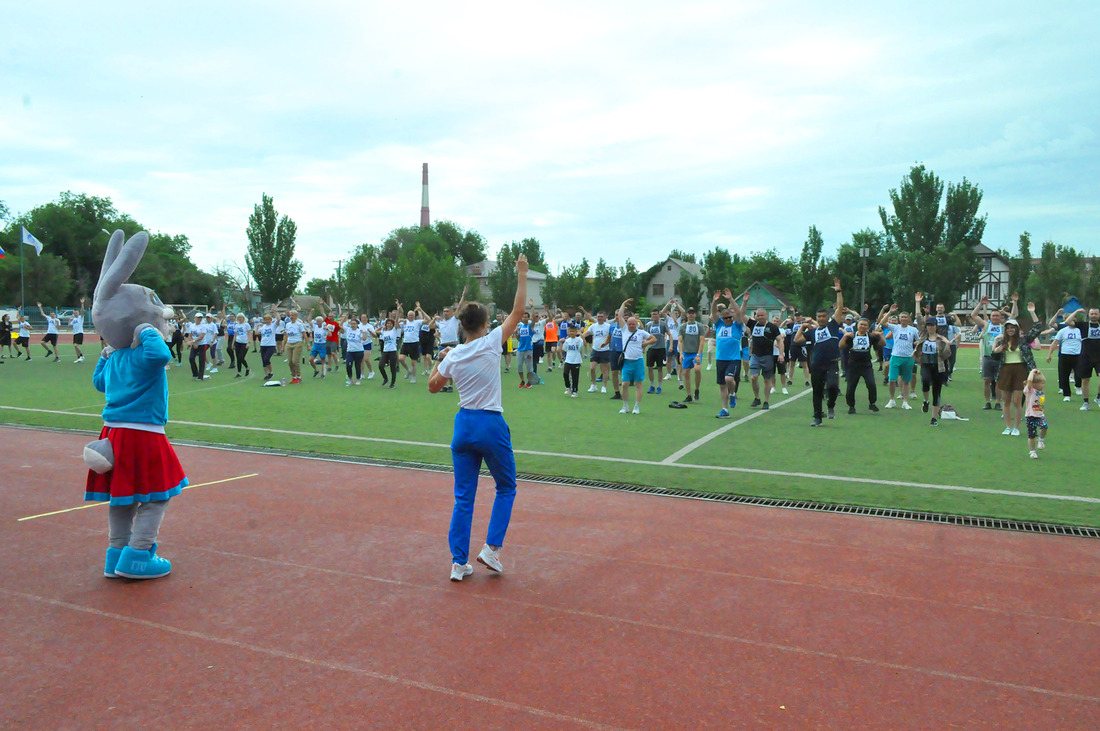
[647,386,655,394]
[588,385,597,392]
[761,402,769,410]
[848,406,856,414]
[1095,396,1100,408]
[450,563,473,581]
[694,389,700,400]
[994,402,1002,411]
[930,418,939,427]
[1038,438,1045,450]
[313,371,319,378]
[1081,402,1090,411]
[729,394,737,408]
[663,373,671,381]
[750,398,761,408]
[922,400,929,413]
[781,387,788,395]
[804,380,809,387]
[410,376,416,384]
[868,404,879,412]
[1010,428,1020,436]
[346,378,352,386]
[367,372,375,379]
[235,374,242,379]
[909,393,917,400]
[901,401,912,410]
[685,395,693,403]
[1002,427,1012,435]
[1063,396,1071,402]
[769,387,775,395]
[656,387,662,394]
[1075,388,1082,396]
[810,418,822,427]
[632,405,641,415]
[678,383,685,390]
[827,408,835,419]
[1029,450,1038,459]
[983,402,992,410]
[611,392,622,400]
[571,392,578,398]
[209,367,218,374]
[600,386,606,393]
[564,389,572,395]
[716,409,730,419]
[355,380,361,386]
[477,544,503,573]
[53,357,60,363]
[619,406,629,414]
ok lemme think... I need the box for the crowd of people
[6,283,1100,458]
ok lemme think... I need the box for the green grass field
[2,345,1098,527]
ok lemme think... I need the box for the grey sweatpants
[108,500,169,550]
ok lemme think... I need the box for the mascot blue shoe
[114,543,172,579]
[104,547,123,578]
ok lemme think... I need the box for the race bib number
[853,335,870,351]
[922,341,938,355]
[814,327,832,344]
[988,325,1002,338]
[936,316,947,327]
[897,331,910,342]
[752,326,765,338]
[1089,326,1100,339]
[685,323,699,335]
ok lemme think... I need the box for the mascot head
[91,230,175,350]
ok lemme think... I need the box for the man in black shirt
[840,317,884,413]
[794,278,845,427]
[748,308,783,410]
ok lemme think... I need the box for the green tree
[0,248,72,306]
[1027,241,1080,317]
[246,193,303,302]
[742,249,798,294]
[1007,232,1032,304]
[701,248,743,303]
[879,164,984,309]
[304,277,335,298]
[674,270,704,310]
[433,220,487,266]
[345,226,470,315]
[487,244,519,312]
[795,226,833,312]
[0,200,9,223]
[591,258,623,313]
[667,249,697,263]
[619,259,647,302]
[548,259,593,310]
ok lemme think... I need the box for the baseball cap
[925,317,938,326]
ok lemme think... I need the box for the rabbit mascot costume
[83,230,187,579]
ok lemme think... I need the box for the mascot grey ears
[92,230,175,350]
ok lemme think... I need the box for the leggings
[189,344,207,378]
[564,362,580,392]
[235,342,249,373]
[533,341,544,374]
[921,362,945,406]
[845,361,877,407]
[170,336,183,363]
[260,345,276,368]
[380,351,398,384]
[1059,353,1080,397]
[811,362,840,419]
[346,350,364,379]
[108,500,169,550]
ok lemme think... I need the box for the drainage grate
[7,422,1099,539]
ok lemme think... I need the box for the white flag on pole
[21,226,45,255]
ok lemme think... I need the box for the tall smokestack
[420,163,430,228]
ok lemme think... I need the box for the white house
[954,244,1010,314]
[647,258,707,310]
[465,260,548,308]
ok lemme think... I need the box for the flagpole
[20,246,24,317]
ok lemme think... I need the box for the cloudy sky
[3,1,1098,282]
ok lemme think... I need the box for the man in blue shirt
[794,278,845,427]
[711,288,748,419]
[515,312,535,388]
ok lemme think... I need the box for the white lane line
[662,389,812,464]
[0,589,625,731]
[3,408,1098,504]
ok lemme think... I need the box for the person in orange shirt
[543,306,560,372]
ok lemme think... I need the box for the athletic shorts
[882,347,892,361]
[682,353,700,370]
[981,355,1002,381]
[275,334,284,343]
[668,339,679,354]
[73,334,84,345]
[310,343,328,359]
[646,348,666,368]
[888,355,915,382]
[716,359,741,385]
[43,333,58,345]
[749,354,775,378]
[326,341,338,355]
[1077,353,1100,379]
[401,343,420,359]
[791,345,808,363]
[16,336,29,347]
[591,350,611,364]
[518,350,533,371]
[621,357,645,384]
[611,351,624,372]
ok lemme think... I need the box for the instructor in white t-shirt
[429,255,528,582]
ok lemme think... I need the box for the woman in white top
[378,318,400,387]
[429,254,528,582]
[233,314,252,378]
[343,317,365,385]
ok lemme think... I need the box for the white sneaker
[600,386,607,393]
[450,563,473,581]
[770,387,775,395]
[1010,428,1020,436]
[1063,396,1071,402]
[565,389,572,395]
[1002,427,1012,435]
[1029,451,1038,459]
[346,378,352,386]
[885,399,896,409]
[367,372,374,379]
[209,367,218,374]
[632,405,641,415]
[410,376,416,384]
[706,364,712,371]
[588,385,597,392]
[663,373,671,381]
[619,406,629,414]
[354,380,361,386]
[1076,388,1082,396]
[403,371,409,380]
[901,401,912,410]
[909,393,917,400]
[1038,438,1045,450]
[571,392,578,398]
[202,375,210,380]
[1081,402,1090,411]
[477,544,503,573]
[1095,397,1100,407]
[781,387,788,395]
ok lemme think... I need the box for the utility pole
[859,248,870,312]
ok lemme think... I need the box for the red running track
[1,425,1098,729]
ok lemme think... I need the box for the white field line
[662,389,812,464]
[2,406,1098,505]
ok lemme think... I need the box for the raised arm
[499,255,529,345]
[616,298,632,329]
[971,296,989,329]
[1008,293,1019,319]
[877,303,895,327]
[832,279,845,324]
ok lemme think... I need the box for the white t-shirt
[562,336,584,364]
[358,321,376,345]
[234,322,252,343]
[437,326,505,413]
[258,323,277,347]
[380,329,399,352]
[586,322,612,352]
[1055,326,1083,356]
[667,316,680,339]
[201,321,217,346]
[70,316,84,335]
[439,316,460,344]
[344,323,365,353]
[887,323,919,358]
[45,316,59,335]
[620,326,646,360]
[284,320,305,343]
[402,319,421,343]
[532,319,545,343]
[17,321,31,338]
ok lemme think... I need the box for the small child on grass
[1023,369,1047,459]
